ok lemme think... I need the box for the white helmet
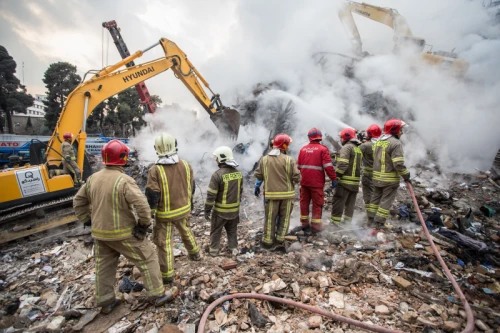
[213,146,238,166]
[154,132,177,157]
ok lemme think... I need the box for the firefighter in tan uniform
[73,140,175,314]
[255,134,301,249]
[145,133,200,285]
[204,146,243,257]
[369,119,410,228]
[359,124,382,223]
[330,128,362,226]
[61,132,82,184]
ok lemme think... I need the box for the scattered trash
[118,276,144,293]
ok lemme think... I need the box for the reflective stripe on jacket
[254,153,301,200]
[61,141,76,161]
[372,136,409,187]
[205,165,243,220]
[360,139,376,177]
[336,141,362,192]
[146,160,193,220]
[297,142,337,187]
[73,166,151,241]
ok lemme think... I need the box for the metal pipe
[82,93,90,132]
[142,41,160,53]
[406,181,475,333]
[197,293,404,333]
[197,183,476,333]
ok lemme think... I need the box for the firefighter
[205,146,243,257]
[73,140,175,314]
[61,132,81,184]
[295,128,337,234]
[255,133,301,249]
[369,119,410,228]
[145,133,200,284]
[330,128,362,226]
[359,124,382,223]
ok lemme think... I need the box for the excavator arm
[338,1,425,56]
[337,1,468,77]
[48,37,240,170]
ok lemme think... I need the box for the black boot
[152,286,178,306]
[100,299,121,314]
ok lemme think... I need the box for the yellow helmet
[212,146,234,163]
[154,132,177,156]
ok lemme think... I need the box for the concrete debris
[0,164,499,332]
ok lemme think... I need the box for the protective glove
[204,210,211,221]
[402,173,411,182]
[254,186,261,197]
[83,219,91,228]
[64,156,71,162]
[326,180,338,194]
[132,224,150,240]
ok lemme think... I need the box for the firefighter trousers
[361,176,375,216]
[210,214,239,255]
[369,183,399,224]
[94,238,164,306]
[330,185,358,225]
[299,186,324,231]
[63,160,81,183]
[263,199,294,245]
[153,216,200,280]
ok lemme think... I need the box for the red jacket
[297,142,337,188]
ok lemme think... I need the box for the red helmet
[63,132,73,141]
[102,139,130,166]
[308,128,322,141]
[384,119,407,136]
[366,124,382,139]
[273,133,292,150]
[339,128,356,142]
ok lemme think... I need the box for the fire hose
[197,181,475,333]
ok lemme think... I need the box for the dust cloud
[131,0,500,175]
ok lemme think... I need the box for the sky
[1,0,499,174]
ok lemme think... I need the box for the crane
[103,20,157,114]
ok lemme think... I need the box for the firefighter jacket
[359,139,376,177]
[336,141,362,192]
[61,141,76,161]
[297,141,337,188]
[145,160,194,220]
[254,153,301,200]
[372,135,409,187]
[205,165,243,220]
[73,166,151,241]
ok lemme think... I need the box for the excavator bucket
[211,107,241,139]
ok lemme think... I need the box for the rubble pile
[0,166,499,333]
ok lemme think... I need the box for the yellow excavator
[0,37,240,243]
[338,1,469,77]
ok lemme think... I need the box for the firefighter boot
[100,299,121,314]
[151,286,178,306]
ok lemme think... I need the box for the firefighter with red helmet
[255,133,301,249]
[330,128,362,226]
[73,140,177,314]
[369,119,410,228]
[61,132,82,184]
[359,124,382,223]
[295,128,337,234]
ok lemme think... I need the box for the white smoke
[131,0,500,174]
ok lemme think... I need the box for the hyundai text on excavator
[0,37,240,243]
[338,1,470,77]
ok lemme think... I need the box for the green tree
[25,116,33,133]
[0,46,34,133]
[43,62,81,129]
[152,95,162,109]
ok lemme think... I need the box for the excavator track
[0,196,78,244]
